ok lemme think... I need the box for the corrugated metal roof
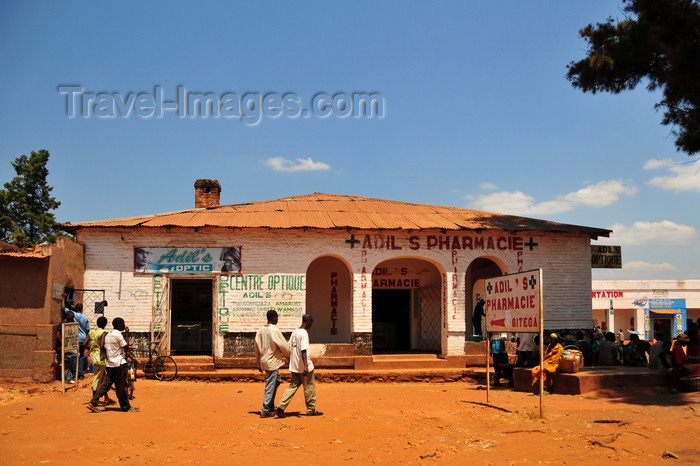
[0,241,48,258]
[60,192,611,238]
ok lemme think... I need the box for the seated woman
[623,334,647,366]
[531,333,564,394]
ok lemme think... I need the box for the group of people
[487,321,700,394]
[488,331,565,394]
[85,316,138,412]
[254,311,323,418]
[61,303,322,416]
[58,302,138,412]
[489,332,540,387]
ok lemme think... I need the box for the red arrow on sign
[490,318,506,327]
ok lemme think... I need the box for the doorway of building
[652,317,672,339]
[170,279,213,355]
[372,289,411,352]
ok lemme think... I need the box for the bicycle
[127,340,178,382]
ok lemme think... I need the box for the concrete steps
[171,356,215,372]
[512,366,669,394]
[163,353,478,383]
[367,354,464,370]
[173,367,482,384]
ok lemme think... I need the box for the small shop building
[60,179,610,366]
[592,280,700,340]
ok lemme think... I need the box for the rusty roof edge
[59,224,611,239]
[57,193,612,238]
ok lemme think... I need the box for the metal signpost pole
[486,335,490,403]
[61,326,66,393]
[538,269,544,419]
[484,269,542,411]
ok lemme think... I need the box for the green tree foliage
[0,149,61,247]
[566,0,700,155]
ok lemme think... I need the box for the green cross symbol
[524,237,538,250]
[528,275,537,289]
[345,234,361,248]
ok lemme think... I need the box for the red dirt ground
[1,376,698,465]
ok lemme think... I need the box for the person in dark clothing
[472,299,486,336]
[490,334,510,387]
[623,333,647,366]
[575,331,594,366]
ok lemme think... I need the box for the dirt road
[1,377,698,464]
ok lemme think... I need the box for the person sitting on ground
[515,332,535,368]
[531,333,564,394]
[591,327,604,365]
[658,339,674,375]
[597,332,617,366]
[527,335,541,367]
[670,333,690,393]
[623,334,647,367]
[85,316,115,406]
[648,332,666,370]
[686,323,700,361]
[612,334,624,364]
[574,331,594,367]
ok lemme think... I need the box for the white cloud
[479,182,498,190]
[466,179,637,216]
[644,158,700,192]
[605,220,698,245]
[622,261,677,271]
[264,157,330,172]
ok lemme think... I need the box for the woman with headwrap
[531,333,564,394]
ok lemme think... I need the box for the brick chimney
[194,179,221,208]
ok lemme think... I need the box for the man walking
[275,314,323,417]
[87,317,139,413]
[254,309,290,418]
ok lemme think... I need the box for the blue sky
[1,1,698,280]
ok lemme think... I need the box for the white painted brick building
[63,181,609,360]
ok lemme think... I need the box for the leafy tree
[566,0,700,156]
[0,149,61,247]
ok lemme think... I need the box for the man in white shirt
[275,314,323,417]
[515,332,536,367]
[87,317,139,413]
[255,309,290,418]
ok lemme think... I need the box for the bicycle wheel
[153,355,178,381]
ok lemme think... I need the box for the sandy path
[1,377,698,464]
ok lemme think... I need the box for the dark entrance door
[652,317,672,339]
[170,279,212,355]
[372,289,410,352]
